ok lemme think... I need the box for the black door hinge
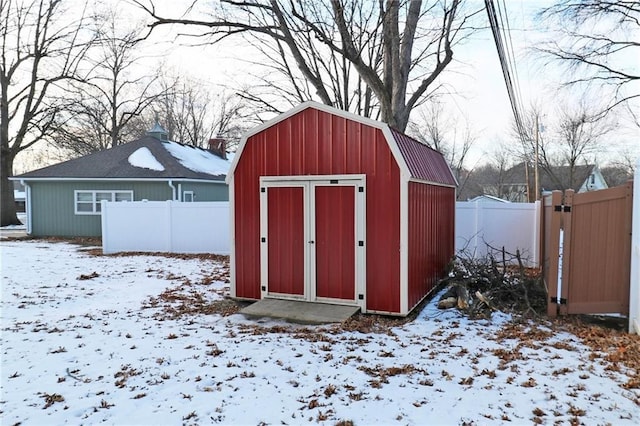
[554,205,571,213]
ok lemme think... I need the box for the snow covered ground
[1,240,638,425]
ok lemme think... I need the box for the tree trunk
[1,152,20,227]
[1,68,20,227]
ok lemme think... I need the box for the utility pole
[534,115,540,201]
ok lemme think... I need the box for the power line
[484,0,527,145]
[497,0,525,121]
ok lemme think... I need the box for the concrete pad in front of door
[239,298,360,324]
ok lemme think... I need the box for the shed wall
[407,182,455,310]
[233,108,401,312]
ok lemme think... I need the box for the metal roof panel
[390,129,457,186]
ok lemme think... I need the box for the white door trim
[259,175,366,311]
[259,180,309,301]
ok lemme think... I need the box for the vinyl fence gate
[542,182,633,318]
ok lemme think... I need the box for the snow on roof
[163,140,230,176]
[128,147,165,171]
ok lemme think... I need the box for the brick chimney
[208,137,227,160]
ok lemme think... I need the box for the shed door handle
[308,241,314,244]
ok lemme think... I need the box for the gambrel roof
[227,101,457,187]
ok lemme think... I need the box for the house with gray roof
[11,125,230,237]
[480,162,608,202]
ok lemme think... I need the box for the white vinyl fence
[102,199,541,265]
[455,201,541,266]
[101,201,230,255]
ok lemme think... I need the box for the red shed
[226,102,456,316]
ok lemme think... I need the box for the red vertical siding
[365,125,401,313]
[315,186,355,300]
[232,155,262,300]
[267,187,305,295]
[233,108,401,312]
[407,182,455,310]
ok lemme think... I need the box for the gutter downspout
[20,179,32,234]
[167,180,176,201]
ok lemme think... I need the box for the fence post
[539,197,545,275]
[559,189,574,316]
[533,200,541,267]
[165,200,172,252]
[101,200,109,254]
[545,191,563,318]
[623,181,633,317]
[630,175,640,333]
[473,201,480,257]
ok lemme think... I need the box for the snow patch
[163,141,230,175]
[128,147,165,171]
[1,241,638,425]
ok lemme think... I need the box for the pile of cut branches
[438,245,547,318]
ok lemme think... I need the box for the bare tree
[52,6,166,156]
[548,101,613,188]
[409,101,448,152]
[151,76,247,149]
[601,162,633,187]
[451,140,529,202]
[483,143,525,201]
[507,102,557,200]
[508,100,613,198]
[509,104,549,167]
[537,1,639,116]
[208,91,248,149]
[230,1,383,121]
[135,0,481,132]
[407,100,476,198]
[1,0,92,226]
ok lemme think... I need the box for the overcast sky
[14,0,639,172]
[143,0,637,167]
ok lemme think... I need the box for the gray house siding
[178,182,228,201]
[28,180,228,237]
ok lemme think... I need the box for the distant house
[481,162,608,202]
[467,194,510,203]
[11,125,231,237]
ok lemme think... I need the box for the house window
[74,190,133,215]
[183,191,194,202]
